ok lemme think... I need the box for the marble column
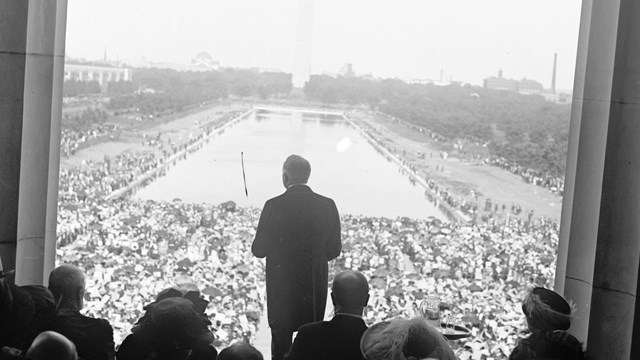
[554,0,591,295]
[558,0,640,357]
[586,2,640,358]
[0,0,29,280]
[0,0,67,285]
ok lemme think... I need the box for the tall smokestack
[551,53,557,94]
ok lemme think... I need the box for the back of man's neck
[335,310,364,318]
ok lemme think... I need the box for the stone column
[556,0,619,344]
[0,0,29,279]
[559,1,640,357]
[0,0,67,285]
[554,0,592,295]
[586,1,640,358]
[43,0,68,285]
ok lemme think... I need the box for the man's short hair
[283,155,311,183]
[218,342,263,360]
[48,265,85,303]
[26,331,78,360]
[331,270,369,310]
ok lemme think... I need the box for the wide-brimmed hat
[360,318,456,360]
[0,280,35,347]
[132,297,214,350]
[522,287,572,332]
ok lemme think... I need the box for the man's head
[48,265,85,311]
[26,331,78,360]
[282,155,311,188]
[217,342,263,360]
[331,270,369,316]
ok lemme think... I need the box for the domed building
[190,52,220,71]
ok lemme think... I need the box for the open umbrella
[235,264,251,274]
[405,273,422,280]
[202,286,224,298]
[433,269,450,279]
[462,312,481,326]
[369,277,387,289]
[177,258,195,269]
[374,267,391,277]
[245,310,260,322]
[505,280,520,288]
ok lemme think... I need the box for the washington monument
[292,0,313,88]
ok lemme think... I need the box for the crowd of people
[52,150,562,359]
[24,106,574,359]
[362,110,565,197]
[60,124,121,158]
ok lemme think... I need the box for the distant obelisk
[551,53,557,94]
[292,0,314,88]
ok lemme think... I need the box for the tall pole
[551,53,558,94]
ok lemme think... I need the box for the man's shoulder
[297,320,332,335]
[55,311,114,335]
[299,316,366,335]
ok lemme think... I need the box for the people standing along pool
[252,154,342,360]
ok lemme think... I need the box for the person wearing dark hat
[360,317,456,360]
[48,265,115,360]
[26,331,78,360]
[0,279,35,350]
[218,342,263,360]
[19,286,58,350]
[286,270,369,360]
[509,287,585,360]
[252,154,342,360]
[116,290,217,360]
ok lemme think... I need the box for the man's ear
[331,292,337,307]
[76,286,85,308]
[364,294,370,307]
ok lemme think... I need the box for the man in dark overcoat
[285,270,369,360]
[252,154,342,360]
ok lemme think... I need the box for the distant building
[518,79,544,94]
[339,63,355,77]
[189,52,220,71]
[483,70,544,95]
[483,69,518,91]
[541,92,573,104]
[64,62,132,87]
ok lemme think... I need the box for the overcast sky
[66,0,582,91]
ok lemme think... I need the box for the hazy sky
[66,0,582,91]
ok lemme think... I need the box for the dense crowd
[60,124,120,157]
[58,200,265,348]
[47,108,563,359]
[55,195,559,358]
[364,110,565,196]
[54,163,559,359]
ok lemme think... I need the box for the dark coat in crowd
[252,185,342,332]
[285,314,368,360]
[50,311,115,360]
[509,331,585,360]
[116,297,216,360]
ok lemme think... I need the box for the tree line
[106,68,292,115]
[304,75,570,177]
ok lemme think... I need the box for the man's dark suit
[50,311,115,360]
[252,184,342,360]
[286,314,368,360]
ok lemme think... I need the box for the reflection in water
[135,110,448,220]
